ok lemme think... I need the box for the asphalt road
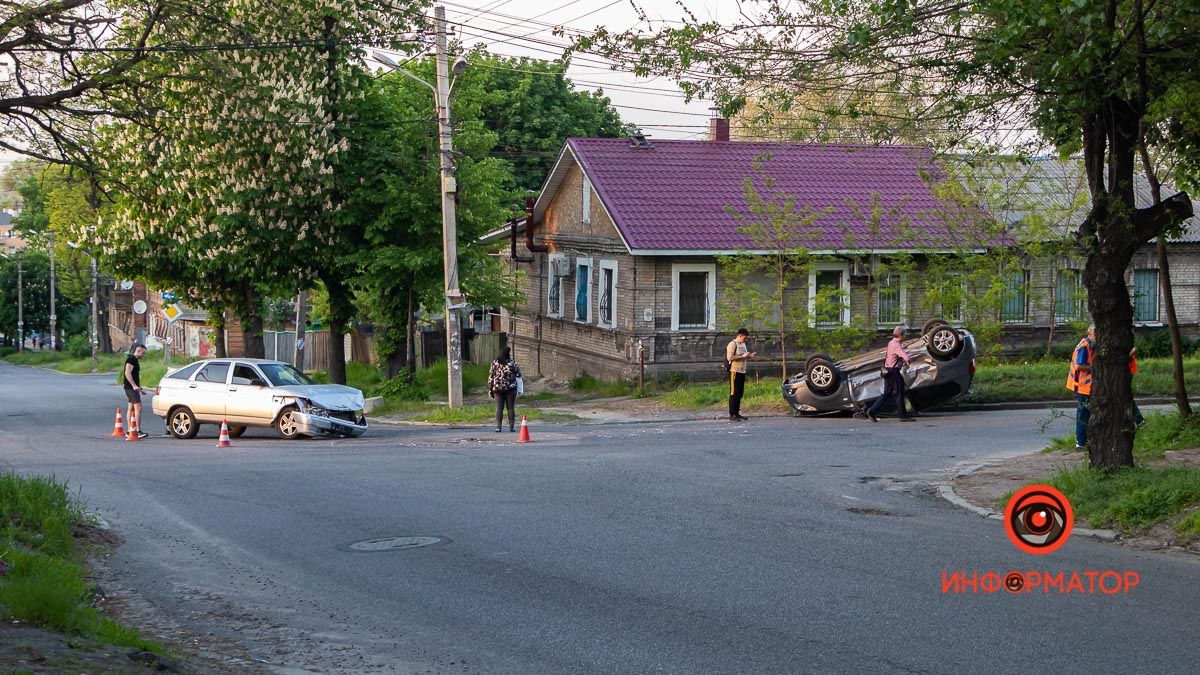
[2,361,1199,673]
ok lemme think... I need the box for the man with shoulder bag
[859,325,914,423]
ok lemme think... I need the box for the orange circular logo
[1004,484,1073,555]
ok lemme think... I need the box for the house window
[876,272,905,326]
[809,264,850,327]
[597,260,617,328]
[671,263,716,331]
[575,259,591,322]
[582,175,592,225]
[1056,269,1083,323]
[547,254,565,318]
[1001,269,1029,323]
[1133,269,1159,323]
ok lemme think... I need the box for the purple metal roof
[566,138,984,253]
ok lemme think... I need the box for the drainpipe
[524,194,549,253]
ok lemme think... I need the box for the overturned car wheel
[926,324,962,360]
[804,354,841,396]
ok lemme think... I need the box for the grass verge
[1043,412,1200,459]
[371,400,577,424]
[1050,465,1200,535]
[0,472,161,652]
[2,349,194,388]
[964,355,1200,403]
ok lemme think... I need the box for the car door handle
[189,384,197,388]
[228,387,237,391]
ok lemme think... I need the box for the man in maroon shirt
[860,326,914,423]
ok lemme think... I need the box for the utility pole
[48,231,57,351]
[435,4,463,408]
[91,255,99,369]
[16,255,22,352]
[294,290,307,369]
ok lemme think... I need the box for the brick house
[489,129,1200,381]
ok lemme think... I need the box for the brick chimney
[708,115,730,142]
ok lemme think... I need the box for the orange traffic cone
[125,414,140,442]
[112,409,126,437]
[216,420,233,448]
[516,415,531,443]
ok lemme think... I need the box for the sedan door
[188,361,231,422]
[226,362,276,425]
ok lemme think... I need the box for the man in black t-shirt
[123,344,149,439]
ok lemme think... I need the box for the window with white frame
[1133,269,1159,323]
[809,263,850,327]
[574,258,591,322]
[597,260,617,328]
[1001,269,1030,323]
[672,263,716,331]
[876,272,906,326]
[582,175,592,224]
[1055,269,1083,323]
[547,253,565,318]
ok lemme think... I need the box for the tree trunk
[212,310,227,358]
[1083,230,1137,470]
[324,275,349,385]
[1137,141,1192,420]
[240,285,265,358]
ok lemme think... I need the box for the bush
[374,374,427,401]
[65,334,91,359]
[1135,328,1198,359]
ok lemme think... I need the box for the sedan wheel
[169,407,199,440]
[276,405,303,440]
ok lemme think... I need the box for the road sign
[162,304,183,323]
[132,300,147,315]
[161,291,177,303]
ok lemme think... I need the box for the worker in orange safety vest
[1066,324,1096,449]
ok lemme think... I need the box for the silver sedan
[151,358,368,439]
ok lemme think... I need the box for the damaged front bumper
[293,411,367,437]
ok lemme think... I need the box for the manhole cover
[346,536,448,552]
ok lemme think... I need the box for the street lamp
[372,5,468,408]
[0,251,20,351]
[67,240,99,369]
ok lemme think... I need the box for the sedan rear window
[165,362,203,380]
[258,363,316,387]
[195,362,230,384]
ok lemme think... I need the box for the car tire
[805,353,835,373]
[275,405,303,440]
[805,355,841,396]
[168,406,199,440]
[926,324,963,360]
[922,318,949,335]
[228,425,247,438]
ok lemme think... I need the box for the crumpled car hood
[273,384,364,411]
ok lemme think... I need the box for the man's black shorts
[124,387,142,405]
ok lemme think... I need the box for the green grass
[1044,412,1200,459]
[569,372,637,398]
[966,356,1200,403]
[370,400,577,424]
[0,472,161,652]
[1,349,195,388]
[1050,464,1200,532]
[414,359,490,395]
[1174,510,1200,537]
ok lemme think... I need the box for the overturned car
[152,358,368,439]
[782,320,976,416]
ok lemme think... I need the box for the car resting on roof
[782,320,976,416]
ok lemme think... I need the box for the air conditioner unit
[851,258,872,279]
[550,257,572,278]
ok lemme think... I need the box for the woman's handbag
[515,376,525,395]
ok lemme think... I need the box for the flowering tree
[87,0,426,369]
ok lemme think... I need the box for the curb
[937,465,1121,542]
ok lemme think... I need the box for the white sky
[435,0,729,139]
